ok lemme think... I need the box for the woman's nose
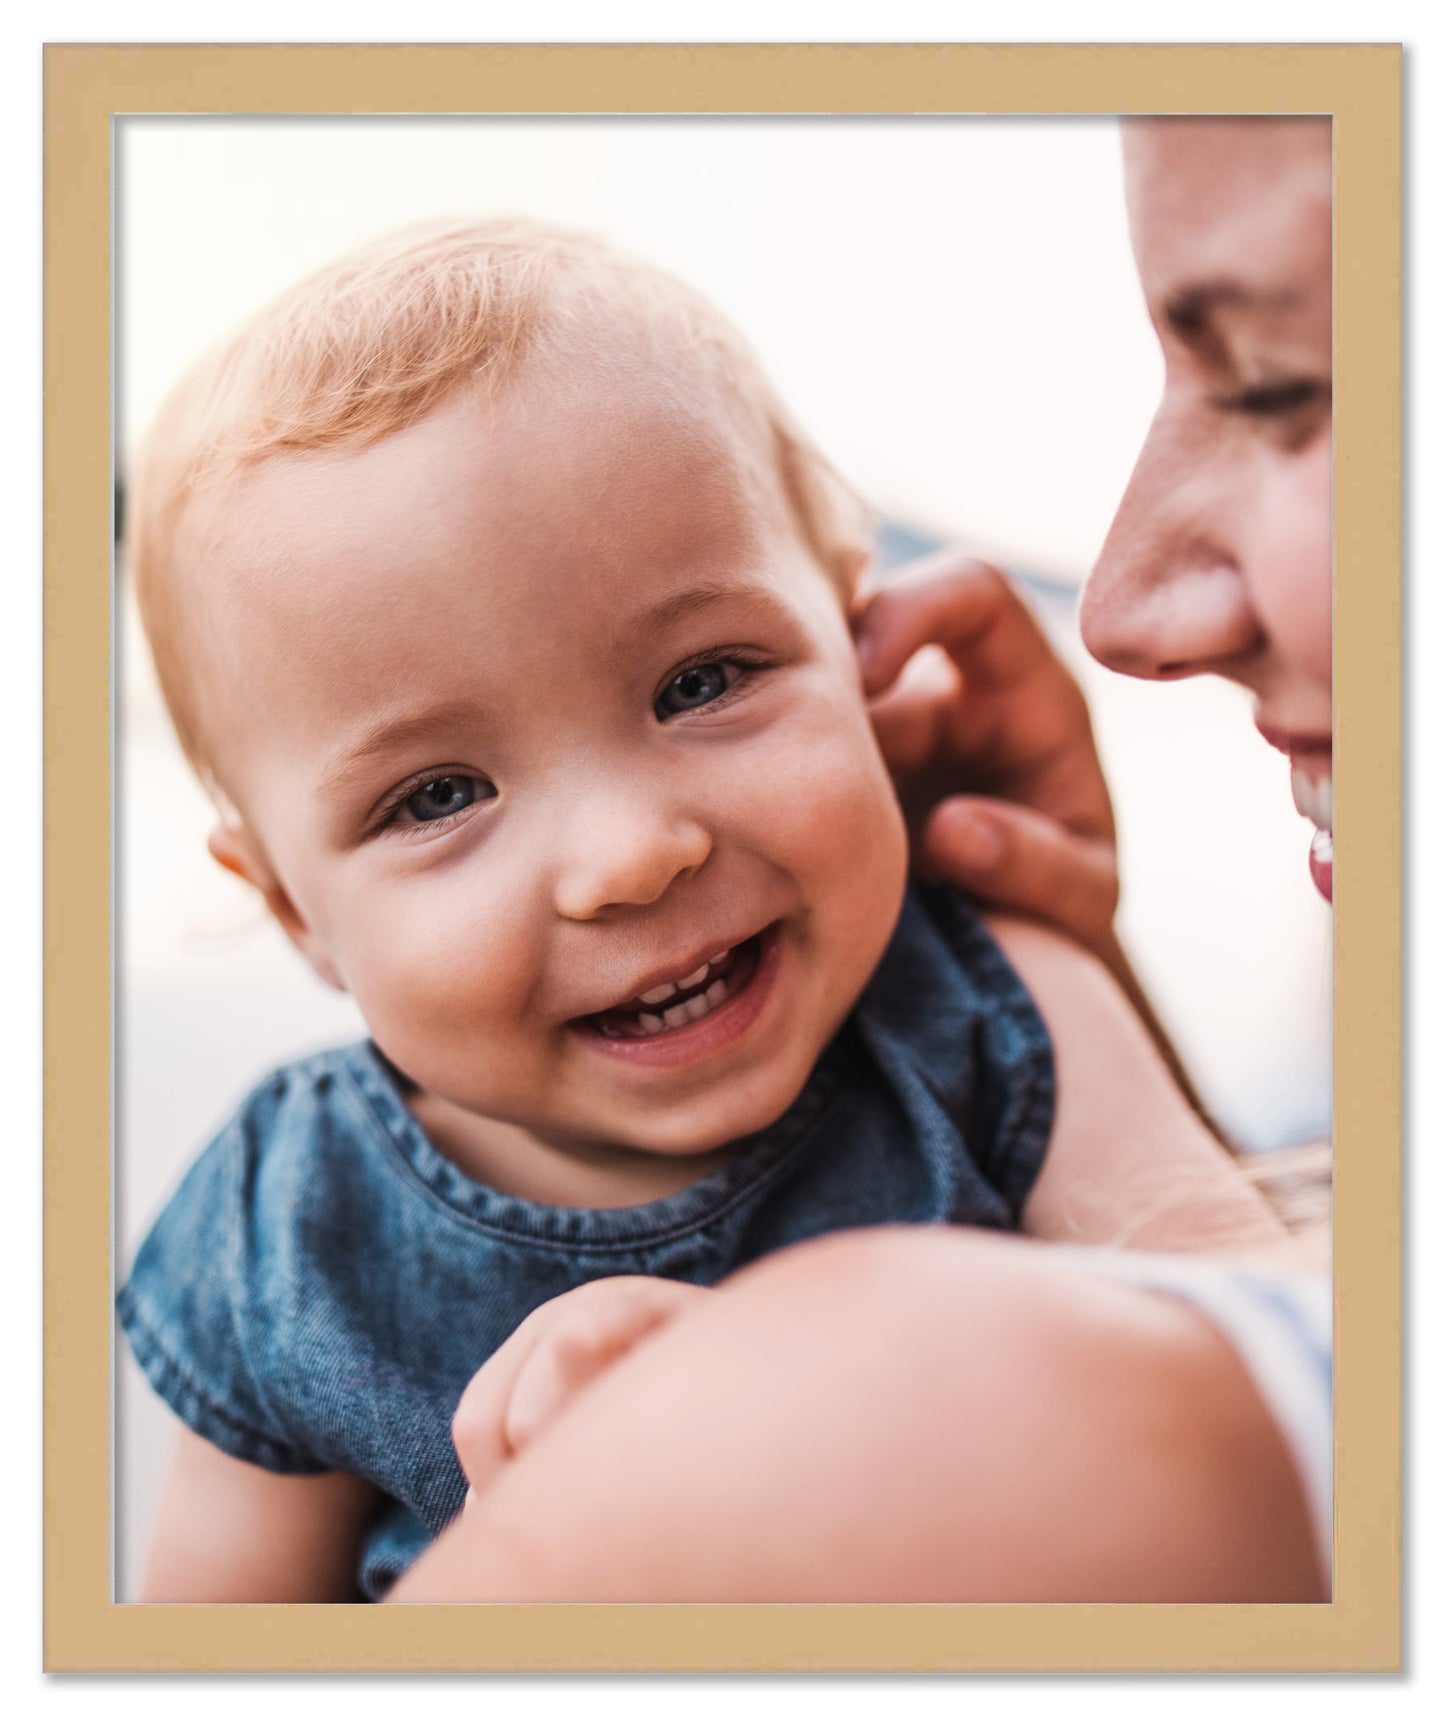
[552,795,713,921]
[1080,412,1263,682]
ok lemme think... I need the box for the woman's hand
[856,550,1120,965]
[857,551,1208,1112]
[451,1276,709,1508]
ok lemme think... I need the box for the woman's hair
[1103,1138,1332,1252]
[1240,1140,1333,1236]
[127,215,873,788]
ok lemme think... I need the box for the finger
[503,1288,695,1457]
[922,798,1120,949]
[450,1298,566,1494]
[857,551,1074,705]
[867,645,962,773]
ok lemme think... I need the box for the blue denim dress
[118,882,1054,1597]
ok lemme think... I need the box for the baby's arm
[142,1422,381,1602]
[989,914,1284,1250]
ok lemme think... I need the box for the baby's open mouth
[579,934,765,1040]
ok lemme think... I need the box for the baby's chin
[611,1085,806,1159]
[407,1054,807,1158]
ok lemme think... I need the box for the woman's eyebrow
[1164,280,1301,337]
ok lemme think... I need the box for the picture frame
[45,40,1400,1673]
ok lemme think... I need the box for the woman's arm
[388,1226,1322,1603]
[989,913,1283,1250]
[141,1423,381,1602]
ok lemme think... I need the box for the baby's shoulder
[869,880,1052,1050]
[144,1041,385,1253]
[117,1042,384,1476]
[221,1039,380,1150]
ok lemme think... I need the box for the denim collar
[333,1034,846,1250]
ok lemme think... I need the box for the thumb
[921,797,1119,950]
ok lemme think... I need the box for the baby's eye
[654,660,742,720]
[397,775,493,825]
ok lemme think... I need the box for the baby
[119,218,1276,1602]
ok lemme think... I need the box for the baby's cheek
[749,700,908,908]
[344,885,531,1054]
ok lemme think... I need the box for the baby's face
[195,360,907,1162]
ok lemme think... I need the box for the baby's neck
[404,1087,745,1210]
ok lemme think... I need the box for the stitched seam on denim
[331,1050,837,1256]
[924,887,1057,1214]
[219,1112,324,1464]
[332,1050,841,1253]
[117,1285,324,1473]
[850,1005,1013,1228]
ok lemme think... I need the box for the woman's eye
[655,660,743,719]
[398,775,492,825]
[1215,378,1331,418]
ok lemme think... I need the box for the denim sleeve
[117,1123,330,1476]
[918,884,1058,1221]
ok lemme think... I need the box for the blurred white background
[115,116,1331,1599]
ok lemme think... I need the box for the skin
[394,1229,1323,1603]
[194,355,909,1207]
[858,117,1334,919]
[142,345,1279,1602]
[1084,118,1333,902]
[1085,119,1333,711]
[385,117,1335,1605]
[147,123,1324,1599]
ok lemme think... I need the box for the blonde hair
[127,216,874,787]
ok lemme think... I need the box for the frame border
[45,41,1400,1673]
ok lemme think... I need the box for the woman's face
[1080,119,1333,898]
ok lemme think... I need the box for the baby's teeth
[625,973,738,1037]
[636,960,721,1011]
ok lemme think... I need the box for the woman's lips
[1294,766,1333,902]
[570,923,783,1071]
[1308,829,1333,903]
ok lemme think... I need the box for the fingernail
[855,634,877,678]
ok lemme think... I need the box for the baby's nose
[553,801,712,921]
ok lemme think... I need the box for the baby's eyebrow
[314,582,787,799]
[631,579,785,637]
[316,700,485,799]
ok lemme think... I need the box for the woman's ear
[207,823,348,992]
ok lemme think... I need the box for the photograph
[41,41,1401,1673]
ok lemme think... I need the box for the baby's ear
[844,552,879,623]
[207,823,348,992]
